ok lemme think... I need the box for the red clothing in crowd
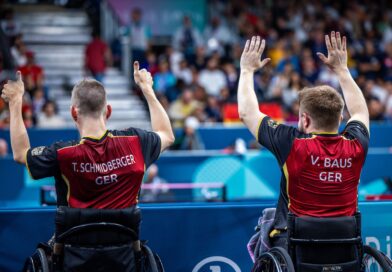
[85,38,109,74]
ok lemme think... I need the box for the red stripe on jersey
[286,135,365,217]
[57,135,145,209]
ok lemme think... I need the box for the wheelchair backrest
[55,206,141,246]
[287,213,362,272]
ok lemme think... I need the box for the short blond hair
[298,85,344,131]
[71,79,107,118]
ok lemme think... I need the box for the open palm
[317,31,348,73]
[240,36,271,73]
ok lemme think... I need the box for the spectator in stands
[153,59,176,94]
[179,116,205,150]
[22,107,33,128]
[145,51,159,76]
[85,31,112,82]
[368,97,385,121]
[356,41,382,80]
[383,42,392,81]
[0,19,14,73]
[282,72,303,109]
[126,8,151,67]
[19,51,44,96]
[198,57,227,97]
[204,17,236,56]
[37,100,65,128]
[11,34,27,67]
[31,88,46,116]
[140,164,171,203]
[386,81,392,113]
[168,89,199,127]
[0,8,20,41]
[173,16,203,64]
[173,58,192,85]
[205,96,222,122]
[0,138,8,157]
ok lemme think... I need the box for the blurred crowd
[0,7,65,130]
[0,0,392,152]
[121,0,392,138]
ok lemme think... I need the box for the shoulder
[110,128,140,137]
[54,140,81,153]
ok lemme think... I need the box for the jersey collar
[311,131,339,137]
[81,130,109,143]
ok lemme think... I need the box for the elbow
[13,154,26,164]
[238,109,248,122]
[167,132,175,146]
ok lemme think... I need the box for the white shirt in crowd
[198,69,227,97]
[37,114,66,128]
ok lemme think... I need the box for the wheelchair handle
[290,237,362,244]
[56,222,138,242]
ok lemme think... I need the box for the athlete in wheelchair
[2,62,173,271]
[238,31,392,271]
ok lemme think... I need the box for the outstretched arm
[1,71,30,164]
[133,61,175,152]
[238,36,271,138]
[317,31,369,131]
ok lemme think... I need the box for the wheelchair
[23,206,164,272]
[252,213,392,272]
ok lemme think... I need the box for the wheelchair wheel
[252,251,282,272]
[23,248,49,272]
[269,247,295,272]
[37,248,50,272]
[363,245,392,272]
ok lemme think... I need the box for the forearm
[9,100,30,163]
[238,71,263,136]
[144,88,175,150]
[336,68,369,128]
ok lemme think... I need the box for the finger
[342,36,347,51]
[1,93,8,102]
[254,36,261,53]
[316,52,328,63]
[330,31,337,50]
[325,35,332,53]
[16,71,22,82]
[336,32,342,50]
[243,39,250,52]
[249,36,256,51]
[133,61,140,72]
[260,58,271,68]
[258,39,266,54]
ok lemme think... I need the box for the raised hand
[133,61,154,96]
[1,71,25,103]
[240,36,271,73]
[317,31,348,74]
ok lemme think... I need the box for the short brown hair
[71,79,107,118]
[298,85,344,131]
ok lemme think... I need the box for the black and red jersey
[257,117,369,230]
[26,128,161,209]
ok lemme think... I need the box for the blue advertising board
[0,202,391,272]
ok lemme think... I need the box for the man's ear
[71,106,78,122]
[106,105,112,120]
[303,112,311,130]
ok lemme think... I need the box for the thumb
[317,52,327,63]
[260,58,271,68]
[133,61,140,73]
[16,71,22,82]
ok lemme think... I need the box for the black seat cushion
[55,206,141,246]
